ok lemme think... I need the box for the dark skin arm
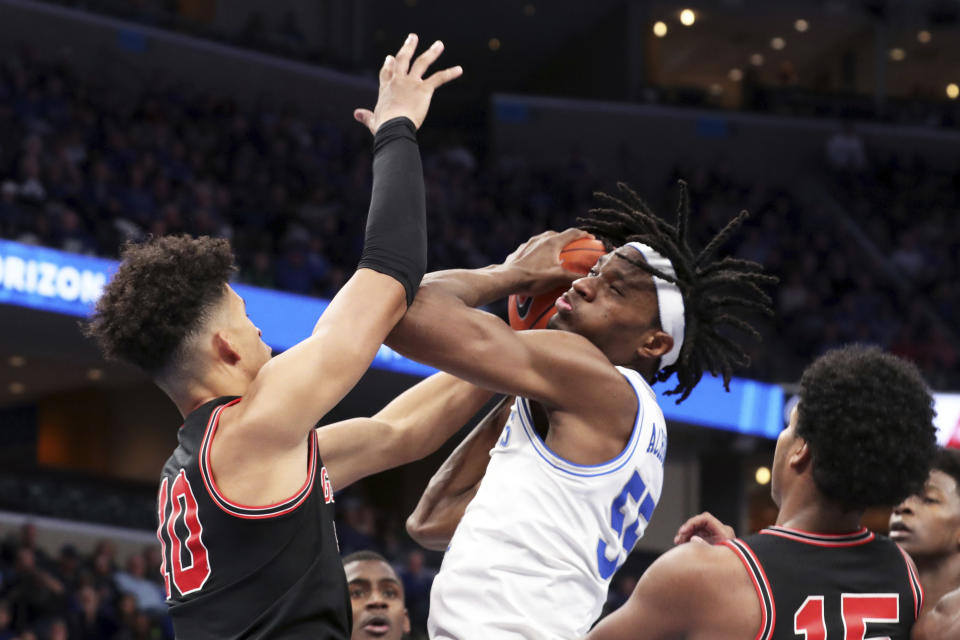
[386,230,638,467]
[406,395,514,550]
[913,588,960,639]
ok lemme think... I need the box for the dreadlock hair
[578,180,777,402]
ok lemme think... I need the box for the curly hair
[579,181,777,402]
[932,447,960,492]
[84,235,237,376]
[796,344,937,510]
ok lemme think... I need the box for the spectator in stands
[1,547,64,630]
[826,121,867,172]
[67,584,116,640]
[397,550,433,637]
[0,599,14,640]
[113,554,166,616]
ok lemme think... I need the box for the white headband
[625,242,685,369]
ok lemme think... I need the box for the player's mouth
[360,615,391,637]
[555,292,574,314]
[888,521,911,539]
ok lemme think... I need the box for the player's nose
[572,275,595,301]
[892,498,914,515]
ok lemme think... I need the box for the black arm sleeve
[357,116,427,306]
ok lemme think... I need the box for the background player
[343,551,410,640]
[389,184,776,638]
[85,34,465,638]
[587,345,936,640]
[890,448,960,639]
[344,551,410,640]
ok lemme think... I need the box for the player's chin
[547,311,569,331]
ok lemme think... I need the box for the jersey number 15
[794,593,899,640]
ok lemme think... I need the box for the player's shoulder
[638,541,759,629]
[915,587,960,639]
[650,540,750,588]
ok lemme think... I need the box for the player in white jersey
[386,182,777,639]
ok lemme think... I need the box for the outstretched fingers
[393,33,419,75]
[424,65,464,90]
[378,55,395,85]
[410,40,445,79]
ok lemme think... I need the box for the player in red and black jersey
[585,345,937,640]
[84,35,467,639]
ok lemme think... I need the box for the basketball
[507,237,607,330]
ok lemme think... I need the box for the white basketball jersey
[427,367,668,640]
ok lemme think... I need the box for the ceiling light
[8,355,25,367]
[9,382,24,395]
[523,3,535,17]
[728,68,744,82]
[889,48,906,62]
[87,368,104,381]
[709,83,723,96]
[948,84,959,100]
[771,37,786,50]
[488,38,501,51]
[679,9,696,27]
[794,19,809,32]
[755,466,771,485]
[750,53,764,66]
[653,21,668,37]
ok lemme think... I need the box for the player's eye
[349,587,367,599]
[383,587,399,599]
[588,267,600,277]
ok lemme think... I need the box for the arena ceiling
[360,0,960,104]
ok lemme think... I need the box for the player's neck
[914,552,960,610]
[774,485,864,534]
[164,368,251,418]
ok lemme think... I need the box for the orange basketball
[508,237,607,330]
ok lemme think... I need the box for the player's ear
[637,330,674,362]
[403,608,411,635]
[788,438,811,472]
[212,331,241,366]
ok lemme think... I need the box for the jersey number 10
[157,470,212,598]
[794,593,899,640]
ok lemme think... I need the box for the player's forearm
[357,117,427,306]
[421,263,532,308]
[379,374,496,464]
[406,396,511,548]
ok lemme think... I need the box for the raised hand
[503,228,594,296]
[354,33,463,134]
[673,511,736,546]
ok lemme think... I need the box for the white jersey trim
[515,369,647,477]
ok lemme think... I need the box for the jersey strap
[198,399,319,519]
[723,539,776,640]
[896,544,924,619]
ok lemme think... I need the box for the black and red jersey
[724,526,922,640]
[157,396,349,639]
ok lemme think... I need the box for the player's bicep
[234,270,406,449]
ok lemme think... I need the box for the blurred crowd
[0,523,170,640]
[1,45,957,388]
